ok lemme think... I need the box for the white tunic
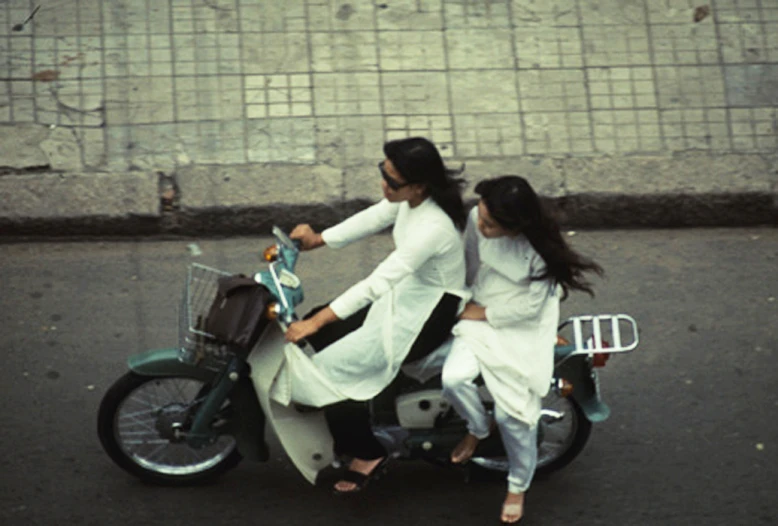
[274,198,467,407]
[452,207,560,425]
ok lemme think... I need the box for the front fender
[128,348,215,381]
[556,356,611,423]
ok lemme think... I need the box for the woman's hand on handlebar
[290,224,325,251]
[285,319,320,344]
[285,306,338,344]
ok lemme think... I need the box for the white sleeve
[329,225,450,319]
[321,199,399,249]
[464,207,480,287]
[484,254,555,328]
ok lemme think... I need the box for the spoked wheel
[97,372,242,485]
[535,391,591,474]
[469,390,592,477]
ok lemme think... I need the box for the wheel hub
[154,403,189,442]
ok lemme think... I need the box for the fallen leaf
[756,443,764,451]
[187,243,203,257]
[567,231,577,237]
[693,5,710,23]
[32,69,60,82]
[86,385,95,391]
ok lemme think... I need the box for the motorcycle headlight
[265,302,280,320]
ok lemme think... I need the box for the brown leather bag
[204,275,273,350]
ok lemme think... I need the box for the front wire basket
[178,263,233,368]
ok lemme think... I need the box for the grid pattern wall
[1,0,776,171]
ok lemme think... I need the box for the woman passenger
[441,176,603,523]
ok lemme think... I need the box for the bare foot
[500,491,524,524]
[333,457,385,493]
[451,433,480,464]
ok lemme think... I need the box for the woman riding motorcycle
[284,137,469,493]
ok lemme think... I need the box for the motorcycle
[97,227,640,486]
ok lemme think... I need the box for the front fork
[187,357,249,448]
[127,348,268,460]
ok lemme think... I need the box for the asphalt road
[1,228,776,526]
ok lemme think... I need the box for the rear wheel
[97,372,242,485]
[535,391,591,474]
[470,390,592,477]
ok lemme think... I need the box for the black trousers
[304,293,461,460]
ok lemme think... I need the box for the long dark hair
[475,175,603,299]
[384,137,467,231]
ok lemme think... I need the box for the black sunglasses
[378,162,411,191]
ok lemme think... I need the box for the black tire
[97,372,242,486]
[535,396,592,475]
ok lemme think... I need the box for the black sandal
[332,457,390,495]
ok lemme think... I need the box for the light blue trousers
[441,340,538,494]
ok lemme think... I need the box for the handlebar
[272,226,300,251]
[253,226,305,324]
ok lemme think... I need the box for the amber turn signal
[558,378,574,397]
[263,245,279,262]
[265,302,280,320]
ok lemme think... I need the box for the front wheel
[97,372,242,485]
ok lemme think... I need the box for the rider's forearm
[321,199,398,249]
[311,306,339,329]
[310,232,325,250]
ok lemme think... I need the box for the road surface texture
[1,227,776,526]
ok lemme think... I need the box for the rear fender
[555,356,611,423]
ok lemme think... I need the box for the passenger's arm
[459,302,486,321]
[484,256,556,328]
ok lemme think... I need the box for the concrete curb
[1,152,776,238]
